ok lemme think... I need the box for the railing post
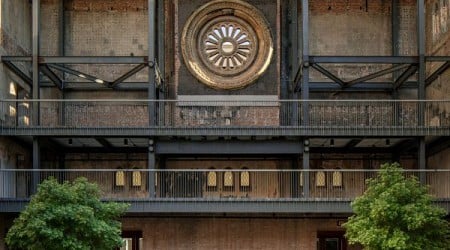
[148,138,156,198]
[418,137,426,184]
[32,137,40,195]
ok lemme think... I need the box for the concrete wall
[121,217,361,250]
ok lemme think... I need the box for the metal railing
[0,99,449,135]
[1,169,449,201]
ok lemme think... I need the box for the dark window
[317,231,347,250]
[117,231,143,250]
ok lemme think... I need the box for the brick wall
[121,217,361,250]
[309,0,417,84]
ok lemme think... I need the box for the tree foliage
[6,177,129,250]
[343,162,450,250]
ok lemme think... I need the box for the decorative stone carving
[181,0,273,90]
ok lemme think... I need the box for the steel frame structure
[0,0,449,213]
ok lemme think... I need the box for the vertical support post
[418,137,426,183]
[148,0,157,126]
[58,0,66,126]
[301,0,310,127]
[289,0,299,126]
[32,137,40,195]
[392,0,400,59]
[301,0,310,197]
[302,138,310,198]
[148,138,156,198]
[32,0,40,126]
[157,0,165,125]
[417,0,426,124]
[392,0,400,127]
[417,0,426,183]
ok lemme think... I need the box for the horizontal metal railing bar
[2,99,450,102]
[1,169,449,172]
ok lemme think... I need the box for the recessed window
[115,169,125,187]
[132,169,142,188]
[239,167,251,191]
[223,168,234,191]
[316,171,326,187]
[332,170,343,188]
[206,168,217,191]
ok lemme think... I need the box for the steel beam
[3,61,32,87]
[48,64,109,85]
[110,64,147,88]
[310,56,418,64]
[1,56,32,62]
[155,140,303,154]
[345,64,410,87]
[426,56,450,61]
[417,0,426,129]
[56,82,148,91]
[40,56,149,64]
[94,137,113,149]
[40,65,63,89]
[311,64,345,86]
[394,65,418,90]
[425,62,450,87]
[310,81,418,89]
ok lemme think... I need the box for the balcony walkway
[1,99,449,137]
[1,169,449,213]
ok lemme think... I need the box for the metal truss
[1,56,154,91]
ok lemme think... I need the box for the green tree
[343,162,450,250]
[6,177,129,250]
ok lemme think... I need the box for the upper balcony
[0,169,449,214]
[0,99,449,137]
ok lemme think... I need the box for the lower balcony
[1,169,449,213]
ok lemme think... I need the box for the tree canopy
[343,162,450,250]
[6,177,129,250]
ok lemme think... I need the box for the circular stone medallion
[181,0,273,90]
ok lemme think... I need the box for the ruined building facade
[0,0,449,249]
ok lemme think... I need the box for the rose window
[182,0,273,90]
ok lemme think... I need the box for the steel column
[32,0,40,126]
[290,0,299,126]
[417,0,426,128]
[419,137,426,183]
[32,137,40,194]
[301,0,310,197]
[148,0,157,126]
[148,138,156,198]
[302,138,310,198]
